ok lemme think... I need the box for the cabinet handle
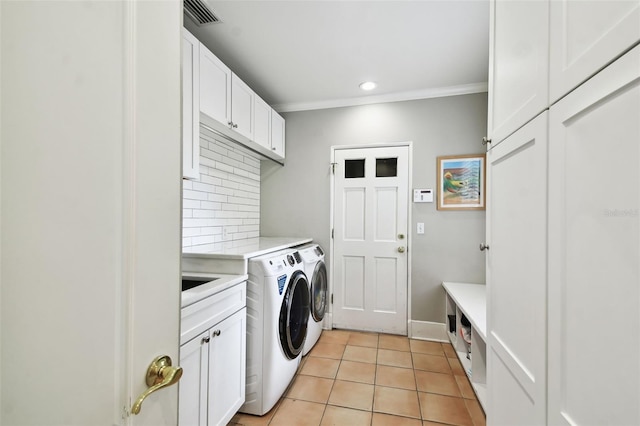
[232,124,238,129]
[227,121,233,127]
[213,329,221,337]
[479,243,490,251]
[201,336,210,344]
[482,137,492,145]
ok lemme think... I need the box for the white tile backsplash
[182,133,260,249]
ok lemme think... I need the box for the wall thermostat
[413,189,433,203]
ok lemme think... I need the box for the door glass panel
[376,158,397,177]
[345,159,365,178]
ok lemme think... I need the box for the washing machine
[299,243,327,356]
[240,248,310,416]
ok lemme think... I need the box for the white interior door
[1,1,182,424]
[332,145,409,335]
[548,44,640,426]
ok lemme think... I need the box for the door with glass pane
[332,145,409,334]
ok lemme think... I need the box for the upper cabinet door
[182,29,200,180]
[253,95,271,150]
[549,0,640,103]
[200,44,231,126]
[230,74,254,141]
[270,110,285,158]
[487,0,549,145]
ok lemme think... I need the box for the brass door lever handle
[131,355,183,415]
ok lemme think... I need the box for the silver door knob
[482,137,492,145]
[398,246,405,253]
[479,243,489,251]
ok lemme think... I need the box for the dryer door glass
[311,261,327,322]
[279,271,310,359]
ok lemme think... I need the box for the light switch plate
[417,223,425,234]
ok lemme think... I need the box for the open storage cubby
[442,282,487,411]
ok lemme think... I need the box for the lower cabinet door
[179,331,209,426]
[486,112,548,425]
[207,308,247,426]
[548,44,640,426]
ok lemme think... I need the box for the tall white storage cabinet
[485,114,548,424]
[486,1,640,424]
[547,44,640,426]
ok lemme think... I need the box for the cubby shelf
[442,282,487,411]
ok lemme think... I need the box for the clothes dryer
[240,249,310,416]
[298,243,327,356]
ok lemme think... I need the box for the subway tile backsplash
[182,130,260,250]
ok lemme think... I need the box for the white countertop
[181,272,248,308]
[182,236,312,260]
[442,282,486,340]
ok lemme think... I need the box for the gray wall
[261,94,487,324]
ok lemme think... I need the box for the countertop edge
[181,272,248,308]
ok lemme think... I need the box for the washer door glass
[279,271,310,359]
[311,261,327,322]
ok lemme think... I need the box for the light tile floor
[229,329,486,426]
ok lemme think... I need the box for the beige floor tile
[319,329,351,345]
[415,370,461,397]
[378,334,411,352]
[376,365,416,390]
[342,345,377,364]
[286,375,334,404]
[336,360,376,384]
[347,331,379,348]
[309,342,346,360]
[448,356,467,376]
[230,404,278,426]
[372,412,422,426]
[269,398,325,426]
[454,374,476,399]
[419,393,473,426]
[320,405,372,426]
[413,353,452,373]
[410,339,446,356]
[328,380,375,411]
[464,398,486,426]
[373,386,421,419]
[300,357,340,379]
[377,348,413,368]
[442,342,458,358]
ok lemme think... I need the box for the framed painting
[436,154,486,211]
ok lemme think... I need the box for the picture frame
[436,154,486,211]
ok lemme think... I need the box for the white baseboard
[409,320,449,342]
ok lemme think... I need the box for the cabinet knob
[482,137,492,145]
[227,121,233,127]
[213,330,221,337]
[479,243,490,251]
[201,336,210,344]
[232,123,238,129]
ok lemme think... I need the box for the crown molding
[272,82,488,113]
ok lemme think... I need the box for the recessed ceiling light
[359,81,377,91]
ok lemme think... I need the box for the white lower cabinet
[547,43,640,426]
[486,112,548,425]
[179,282,247,426]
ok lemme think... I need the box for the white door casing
[1,1,182,424]
[548,44,640,426]
[331,145,410,335]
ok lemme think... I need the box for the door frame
[328,142,413,333]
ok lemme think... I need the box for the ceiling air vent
[184,0,221,26]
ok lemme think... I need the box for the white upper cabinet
[253,95,272,150]
[199,44,232,127]
[182,29,200,180]
[487,0,549,145]
[230,74,255,141]
[549,0,640,103]
[270,110,285,158]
